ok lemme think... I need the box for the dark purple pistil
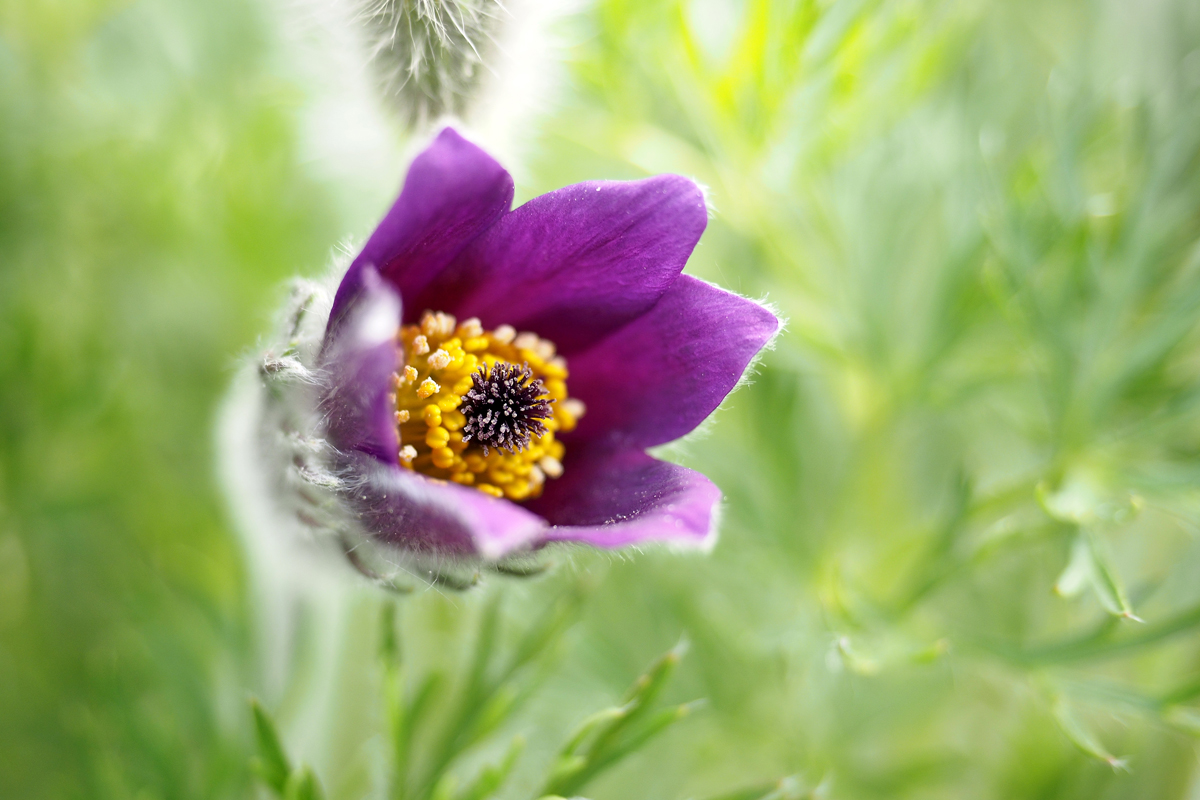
[460,362,554,455]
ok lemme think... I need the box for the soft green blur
[3,1,1200,798]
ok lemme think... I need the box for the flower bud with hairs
[347,0,565,150]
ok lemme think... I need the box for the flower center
[460,362,554,455]
[391,311,585,501]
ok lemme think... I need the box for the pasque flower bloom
[235,128,778,582]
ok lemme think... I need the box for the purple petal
[318,268,402,465]
[411,175,708,354]
[529,448,720,549]
[344,453,548,558]
[567,275,778,450]
[328,128,514,334]
[316,269,551,558]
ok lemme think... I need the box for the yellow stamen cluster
[390,311,586,501]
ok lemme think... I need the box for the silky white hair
[354,0,504,126]
[274,0,577,184]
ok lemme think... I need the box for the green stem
[984,600,1200,666]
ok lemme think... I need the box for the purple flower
[249,128,777,579]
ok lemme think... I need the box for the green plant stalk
[250,699,292,796]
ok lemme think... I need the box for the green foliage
[379,587,586,800]
[539,642,700,798]
[526,0,1200,796]
[0,0,336,797]
[251,699,294,795]
[266,601,701,800]
[5,0,1200,799]
[249,699,326,800]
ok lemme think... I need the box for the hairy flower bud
[354,0,501,125]
[342,0,563,147]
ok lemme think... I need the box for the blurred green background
[4,0,1200,798]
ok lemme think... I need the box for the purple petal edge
[567,275,780,450]
[328,128,513,336]
[530,449,721,549]
[345,453,548,558]
[411,175,708,355]
[318,267,402,465]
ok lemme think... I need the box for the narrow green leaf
[539,642,692,797]
[583,701,705,785]
[285,766,325,800]
[549,700,702,797]
[407,671,444,730]
[1053,698,1128,770]
[415,602,506,800]
[401,672,444,800]
[429,774,457,800]
[585,642,686,763]
[456,736,525,800]
[468,681,518,743]
[380,600,413,800]
[380,600,401,668]
[559,707,625,758]
[250,698,292,795]
[1083,529,1143,622]
[621,640,686,708]
[387,670,411,800]
[540,755,588,797]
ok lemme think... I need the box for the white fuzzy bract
[355,0,502,126]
